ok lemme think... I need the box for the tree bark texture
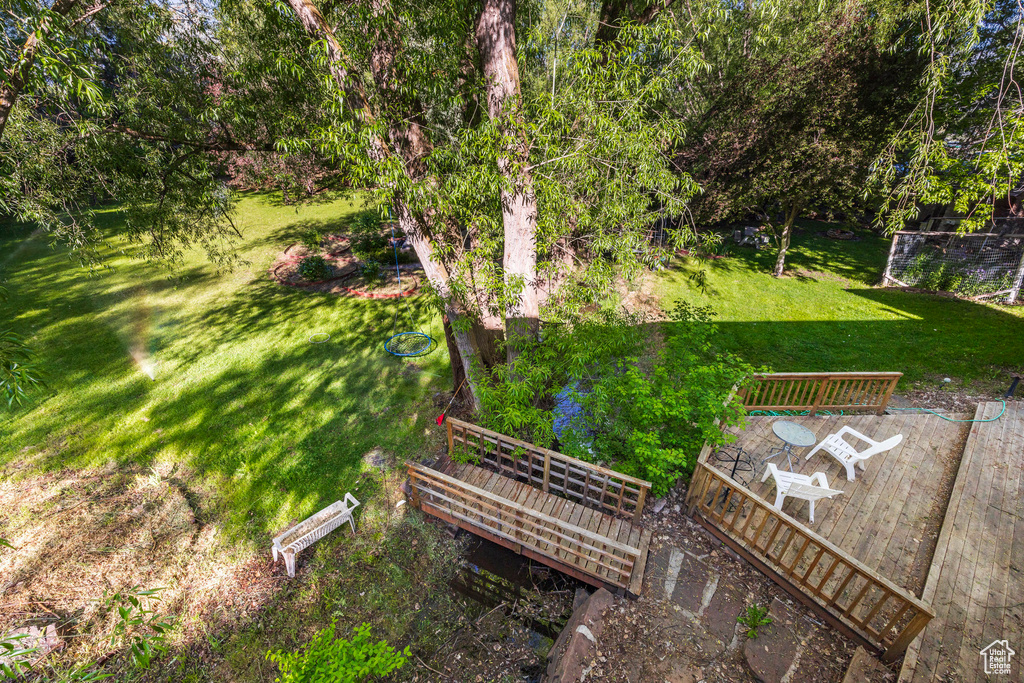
[0,0,79,142]
[773,200,803,277]
[475,0,541,364]
[283,0,372,121]
[284,0,497,410]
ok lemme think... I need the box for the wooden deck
[407,459,652,596]
[721,411,970,598]
[898,401,1023,682]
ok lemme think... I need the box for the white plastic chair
[761,463,843,523]
[804,426,903,481]
[272,493,360,577]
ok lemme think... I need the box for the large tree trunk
[773,200,803,277]
[475,0,540,365]
[0,0,79,142]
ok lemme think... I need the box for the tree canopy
[2,0,1021,405]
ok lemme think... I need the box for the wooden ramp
[406,460,652,596]
[898,401,1024,682]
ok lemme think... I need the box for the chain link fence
[883,230,1024,303]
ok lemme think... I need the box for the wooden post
[878,375,900,415]
[1006,248,1024,304]
[881,611,932,663]
[881,232,900,286]
[542,453,551,492]
[810,376,831,416]
[446,418,454,454]
[633,485,648,523]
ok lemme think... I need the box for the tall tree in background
[873,0,1024,234]
[678,0,926,276]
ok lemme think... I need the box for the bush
[298,255,333,281]
[300,229,323,253]
[358,260,387,288]
[351,232,391,263]
[266,622,408,683]
[475,305,759,495]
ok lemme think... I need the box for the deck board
[722,411,968,601]
[429,461,649,593]
[898,402,1024,682]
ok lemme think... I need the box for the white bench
[272,493,360,577]
[761,463,842,523]
[804,426,903,481]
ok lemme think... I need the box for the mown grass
[658,220,1024,391]
[1,193,451,540]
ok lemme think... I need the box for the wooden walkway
[724,412,970,597]
[407,459,652,595]
[898,401,1023,682]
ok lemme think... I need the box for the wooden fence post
[542,452,551,493]
[878,376,899,415]
[881,612,932,663]
[633,485,647,523]
[810,376,832,416]
[446,419,454,454]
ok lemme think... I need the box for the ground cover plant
[658,220,1024,392]
[472,306,755,495]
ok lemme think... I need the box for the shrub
[300,229,323,253]
[266,622,408,683]
[298,255,332,281]
[359,260,387,288]
[351,232,391,264]
[475,304,759,495]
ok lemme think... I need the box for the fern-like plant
[737,603,773,639]
[267,621,408,683]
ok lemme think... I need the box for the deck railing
[686,457,932,662]
[446,418,652,522]
[407,463,640,589]
[738,372,901,415]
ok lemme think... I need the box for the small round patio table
[762,420,817,472]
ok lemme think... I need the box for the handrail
[685,461,932,662]
[446,418,652,522]
[407,463,639,588]
[738,372,902,416]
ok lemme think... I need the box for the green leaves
[0,632,38,679]
[103,585,173,671]
[266,621,408,683]
[0,329,44,408]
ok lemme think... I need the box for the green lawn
[1,193,451,539]
[658,220,1024,391]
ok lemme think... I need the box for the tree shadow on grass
[3,232,447,544]
[690,221,889,286]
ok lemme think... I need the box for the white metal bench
[804,426,903,481]
[272,493,360,577]
[761,463,842,523]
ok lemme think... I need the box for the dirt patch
[896,389,1018,413]
[594,484,861,682]
[269,233,422,298]
[614,274,667,321]
[0,462,279,673]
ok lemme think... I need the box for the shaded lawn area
[657,220,1024,390]
[0,193,451,540]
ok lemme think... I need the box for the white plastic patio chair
[272,493,360,577]
[804,426,903,482]
[761,463,843,523]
